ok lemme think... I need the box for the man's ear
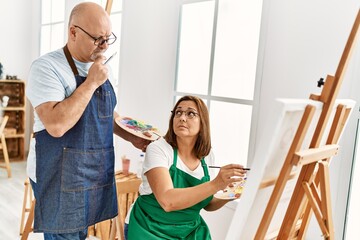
[69,26,77,40]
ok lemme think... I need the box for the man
[26,2,149,239]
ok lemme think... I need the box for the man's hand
[131,136,152,152]
[86,55,108,88]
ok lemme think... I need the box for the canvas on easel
[226,8,359,240]
[225,98,354,240]
[275,9,360,239]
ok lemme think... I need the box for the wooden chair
[19,178,34,236]
[20,171,141,240]
[0,115,11,177]
[109,172,142,240]
[20,199,35,240]
[19,133,35,240]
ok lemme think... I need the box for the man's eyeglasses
[172,110,199,119]
[74,25,117,46]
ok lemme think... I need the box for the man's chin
[90,51,105,61]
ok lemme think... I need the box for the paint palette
[214,179,246,200]
[115,116,162,141]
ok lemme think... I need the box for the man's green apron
[128,149,213,239]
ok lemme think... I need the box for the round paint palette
[115,116,161,141]
[214,179,246,200]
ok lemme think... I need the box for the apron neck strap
[200,158,209,177]
[173,148,178,166]
[173,148,209,178]
[63,44,79,76]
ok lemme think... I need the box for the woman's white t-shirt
[125,138,215,224]
[139,138,215,195]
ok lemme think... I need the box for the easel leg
[298,105,348,238]
[300,162,334,240]
[318,161,334,239]
[302,180,329,237]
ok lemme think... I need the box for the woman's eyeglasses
[172,110,199,119]
[74,25,117,46]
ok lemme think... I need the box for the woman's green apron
[128,149,213,239]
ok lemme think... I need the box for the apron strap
[173,148,209,178]
[173,148,178,167]
[201,158,209,178]
[63,44,79,76]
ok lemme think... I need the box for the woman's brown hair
[164,95,211,159]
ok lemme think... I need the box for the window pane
[51,23,65,52]
[111,0,123,12]
[41,0,51,24]
[108,13,122,84]
[210,101,252,166]
[52,0,65,22]
[344,120,360,239]
[41,25,51,55]
[176,1,215,95]
[211,0,262,100]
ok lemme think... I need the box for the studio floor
[0,161,43,239]
[0,161,105,240]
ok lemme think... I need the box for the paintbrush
[104,52,117,64]
[208,166,251,170]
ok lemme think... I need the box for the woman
[127,96,247,239]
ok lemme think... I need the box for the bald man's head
[66,2,113,62]
[69,2,109,27]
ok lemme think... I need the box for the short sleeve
[26,58,68,108]
[142,138,173,174]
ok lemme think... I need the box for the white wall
[0,0,35,79]
[0,0,40,152]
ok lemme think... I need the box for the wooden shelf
[4,133,25,138]
[0,79,26,161]
[2,106,25,111]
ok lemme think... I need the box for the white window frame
[174,0,263,166]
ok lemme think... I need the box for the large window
[175,0,263,166]
[40,0,66,55]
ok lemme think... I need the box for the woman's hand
[212,164,248,191]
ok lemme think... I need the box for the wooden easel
[254,9,360,240]
[105,0,113,14]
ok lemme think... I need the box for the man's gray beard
[90,51,105,61]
